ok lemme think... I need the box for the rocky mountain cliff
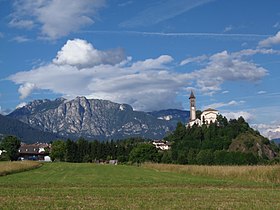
[8,97,188,140]
[229,131,278,160]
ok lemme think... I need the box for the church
[187,90,218,127]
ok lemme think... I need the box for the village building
[152,140,171,150]
[187,90,218,127]
[18,143,51,161]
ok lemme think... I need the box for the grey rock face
[8,97,175,140]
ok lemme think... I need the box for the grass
[0,161,42,176]
[143,163,280,184]
[0,162,279,209]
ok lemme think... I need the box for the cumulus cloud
[18,83,37,99]
[180,55,208,66]
[8,39,271,111]
[259,31,280,47]
[131,55,173,70]
[53,39,126,68]
[9,0,105,40]
[221,111,254,122]
[190,50,268,94]
[251,123,280,140]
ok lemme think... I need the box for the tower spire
[189,90,195,99]
[189,90,196,121]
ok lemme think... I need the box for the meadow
[0,162,280,209]
[0,161,41,176]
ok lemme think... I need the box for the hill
[8,97,187,140]
[0,114,61,143]
[166,116,279,164]
[229,131,277,160]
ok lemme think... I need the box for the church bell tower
[189,90,196,121]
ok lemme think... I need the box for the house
[152,140,171,150]
[0,149,6,156]
[18,143,50,161]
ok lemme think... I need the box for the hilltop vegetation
[165,115,279,165]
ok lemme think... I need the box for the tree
[129,143,160,164]
[1,136,21,161]
[65,139,77,162]
[196,149,214,165]
[50,140,66,161]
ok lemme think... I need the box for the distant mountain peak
[8,97,188,140]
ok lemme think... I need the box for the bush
[196,150,214,165]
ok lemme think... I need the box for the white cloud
[16,102,27,109]
[53,39,126,68]
[180,55,208,66]
[12,36,31,43]
[258,31,280,47]
[251,123,280,140]
[223,25,233,32]
[190,50,268,93]
[203,100,244,110]
[9,19,34,29]
[18,83,37,99]
[10,0,106,40]
[257,90,266,95]
[8,39,271,111]
[0,32,4,38]
[120,0,214,28]
[131,55,173,70]
[0,106,12,115]
[222,111,254,122]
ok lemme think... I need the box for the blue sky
[0,0,280,139]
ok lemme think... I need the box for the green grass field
[0,162,280,209]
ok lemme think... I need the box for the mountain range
[0,114,60,143]
[6,97,189,142]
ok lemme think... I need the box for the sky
[0,0,280,139]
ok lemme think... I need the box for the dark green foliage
[166,115,278,165]
[65,139,78,162]
[161,151,172,163]
[129,143,160,164]
[50,140,66,161]
[196,150,214,165]
[0,136,21,161]
[51,137,146,163]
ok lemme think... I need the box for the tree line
[1,114,279,165]
[50,137,160,164]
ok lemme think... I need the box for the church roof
[189,90,195,99]
[203,108,218,112]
